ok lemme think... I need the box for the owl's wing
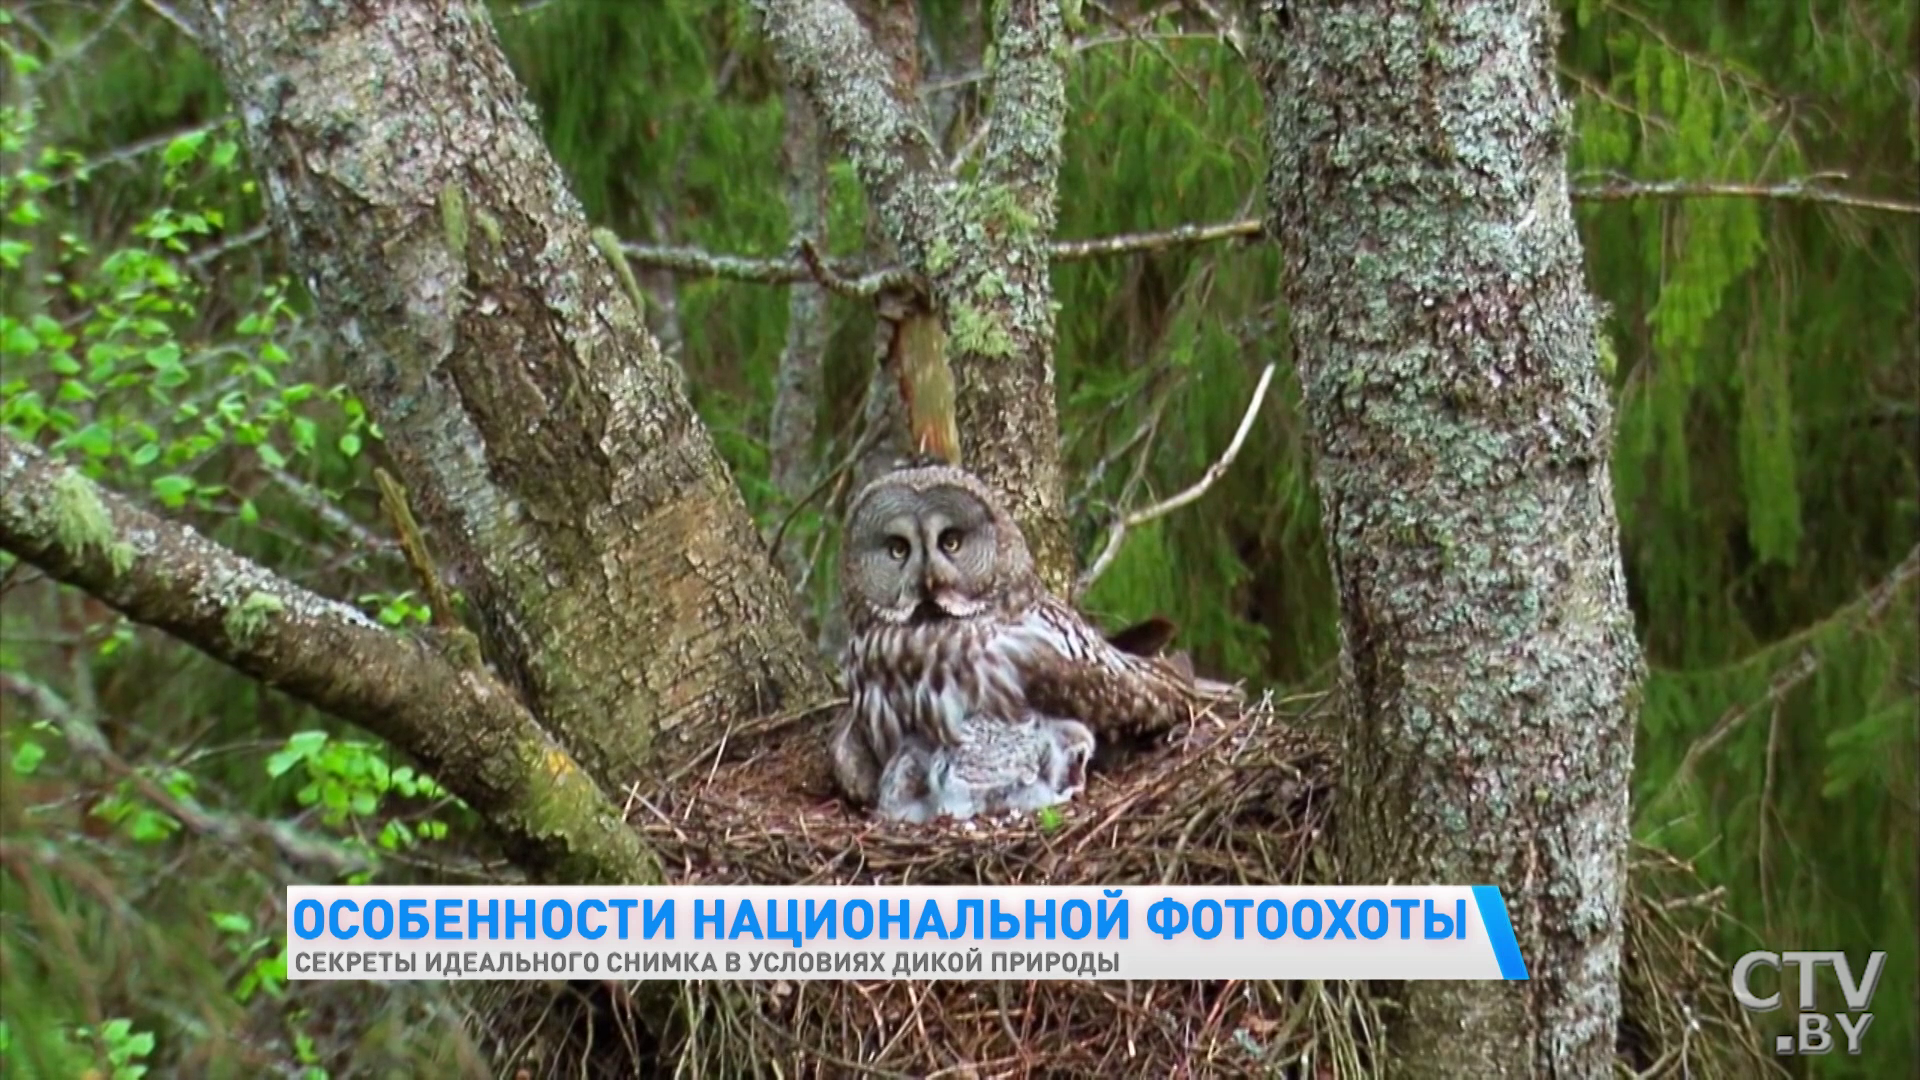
[830,706,890,806]
[1007,598,1243,741]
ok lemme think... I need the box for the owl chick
[874,715,1094,825]
[831,462,1242,815]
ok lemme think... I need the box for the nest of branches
[472,691,1775,1080]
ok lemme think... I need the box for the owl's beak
[901,562,981,621]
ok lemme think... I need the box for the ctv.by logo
[1730,950,1886,1056]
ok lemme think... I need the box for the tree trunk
[193,0,834,789]
[754,0,1075,591]
[1252,2,1644,1075]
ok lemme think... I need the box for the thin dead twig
[622,169,1919,292]
[1574,173,1920,216]
[1074,362,1276,599]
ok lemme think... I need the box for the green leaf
[210,912,252,935]
[287,730,328,754]
[338,432,361,458]
[66,422,113,459]
[0,320,37,354]
[10,739,45,775]
[150,474,194,507]
[163,130,207,168]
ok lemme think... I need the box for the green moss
[439,182,468,263]
[948,303,1014,359]
[592,227,649,317]
[223,591,285,649]
[979,183,1039,238]
[926,236,956,276]
[46,470,117,569]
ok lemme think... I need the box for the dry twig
[1075,362,1276,599]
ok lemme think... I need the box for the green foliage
[1561,4,1917,1074]
[265,729,457,859]
[0,19,481,1076]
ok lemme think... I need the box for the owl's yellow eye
[885,536,911,561]
[937,528,964,554]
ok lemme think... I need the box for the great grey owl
[829,462,1242,823]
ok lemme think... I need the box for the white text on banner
[285,884,1530,982]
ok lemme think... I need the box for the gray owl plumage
[829,463,1242,822]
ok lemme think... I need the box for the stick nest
[475,692,1779,1079]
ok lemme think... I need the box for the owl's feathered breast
[844,616,1028,755]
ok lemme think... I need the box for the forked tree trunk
[1251,1,1645,1074]
[756,0,1077,590]
[193,0,834,790]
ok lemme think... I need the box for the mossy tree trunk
[192,0,835,791]
[0,434,661,886]
[1251,1,1645,1075]
[754,0,1076,592]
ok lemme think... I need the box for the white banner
[285,884,1529,982]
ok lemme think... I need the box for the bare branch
[923,29,1222,95]
[1074,362,1277,599]
[0,432,660,885]
[1051,217,1266,260]
[184,223,272,269]
[262,463,394,555]
[1572,174,1920,216]
[619,240,914,298]
[619,169,1917,290]
[140,0,204,42]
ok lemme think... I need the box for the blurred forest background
[0,0,1913,1076]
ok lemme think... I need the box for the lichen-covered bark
[754,0,1074,591]
[0,432,658,886]
[1252,2,1643,1076]
[192,0,833,788]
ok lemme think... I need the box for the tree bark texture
[192,0,833,789]
[754,0,1076,592]
[770,84,830,585]
[1252,2,1644,1076]
[0,432,659,886]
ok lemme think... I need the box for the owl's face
[842,467,1030,627]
